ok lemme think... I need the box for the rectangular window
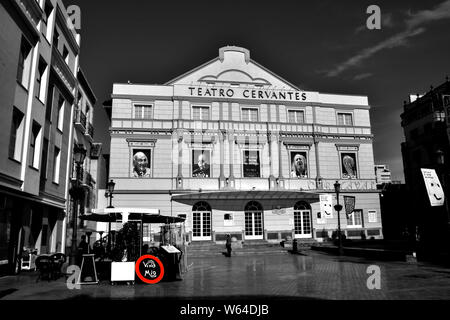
[53,147,61,184]
[9,107,25,161]
[57,95,64,131]
[134,104,153,119]
[30,121,42,169]
[341,152,358,179]
[337,113,353,126]
[290,151,308,178]
[242,108,258,122]
[45,86,54,121]
[192,150,211,178]
[192,106,210,120]
[131,149,151,178]
[288,110,305,123]
[40,138,49,183]
[347,209,363,227]
[17,37,33,89]
[36,58,48,102]
[43,0,53,23]
[52,29,59,48]
[243,150,260,177]
[224,214,233,226]
[62,46,69,64]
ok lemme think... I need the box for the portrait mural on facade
[132,149,151,177]
[290,152,308,178]
[341,153,357,179]
[192,150,210,178]
[243,150,260,177]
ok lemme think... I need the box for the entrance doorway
[192,202,211,241]
[244,201,264,240]
[294,202,312,238]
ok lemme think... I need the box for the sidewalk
[1,250,450,300]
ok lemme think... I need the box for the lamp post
[334,181,344,255]
[105,179,115,254]
[69,144,87,265]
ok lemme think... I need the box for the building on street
[0,0,103,275]
[374,165,392,185]
[108,46,383,246]
[400,77,450,258]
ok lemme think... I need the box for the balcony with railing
[75,108,87,131]
[85,122,94,141]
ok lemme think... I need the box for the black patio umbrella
[80,212,185,224]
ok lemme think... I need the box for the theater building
[109,46,382,244]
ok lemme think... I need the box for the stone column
[219,130,226,188]
[176,129,184,189]
[277,134,285,189]
[227,131,235,188]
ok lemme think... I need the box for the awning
[82,207,185,224]
[81,213,185,224]
[171,190,320,204]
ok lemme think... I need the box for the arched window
[192,201,211,212]
[293,201,312,238]
[294,201,311,211]
[192,201,211,240]
[244,201,263,212]
[244,201,263,239]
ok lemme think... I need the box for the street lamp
[105,179,115,208]
[334,181,344,255]
[105,179,115,254]
[69,144,86,265]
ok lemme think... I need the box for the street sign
[320,194,333,218]
[420,168,445,207]
[135,255,164,284]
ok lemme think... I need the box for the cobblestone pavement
[1,250,450,300]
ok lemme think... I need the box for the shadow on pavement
[64,294,326,300]
[0,289,18,298]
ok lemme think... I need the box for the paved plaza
[1,250,450,300]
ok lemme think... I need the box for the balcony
[85,122,94,141]
[110,119,372,137]
[75,108,87,132]
[51,46,76,95]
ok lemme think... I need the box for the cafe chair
[35,256,53,282]
[51,253,66,279]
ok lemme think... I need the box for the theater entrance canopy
[171,190,321,208]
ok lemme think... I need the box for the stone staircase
[186,239,317,257]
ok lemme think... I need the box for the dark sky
[66,0,450,182]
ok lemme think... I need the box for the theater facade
[109,46,382,244]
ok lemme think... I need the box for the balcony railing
[75,109,87,130]
[110,119,372,136]
[86,122,94,139]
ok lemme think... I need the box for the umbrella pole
[140,215,143,257]
[107,222,111,256]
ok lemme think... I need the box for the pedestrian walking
[225,234,232,257]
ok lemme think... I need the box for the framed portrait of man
[341,153,357,179]
[131,149,151,178]
[290,151,308,178]
[243,150,260,178]
[192,150,210,178]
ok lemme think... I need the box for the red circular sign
[135,255,164,284]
